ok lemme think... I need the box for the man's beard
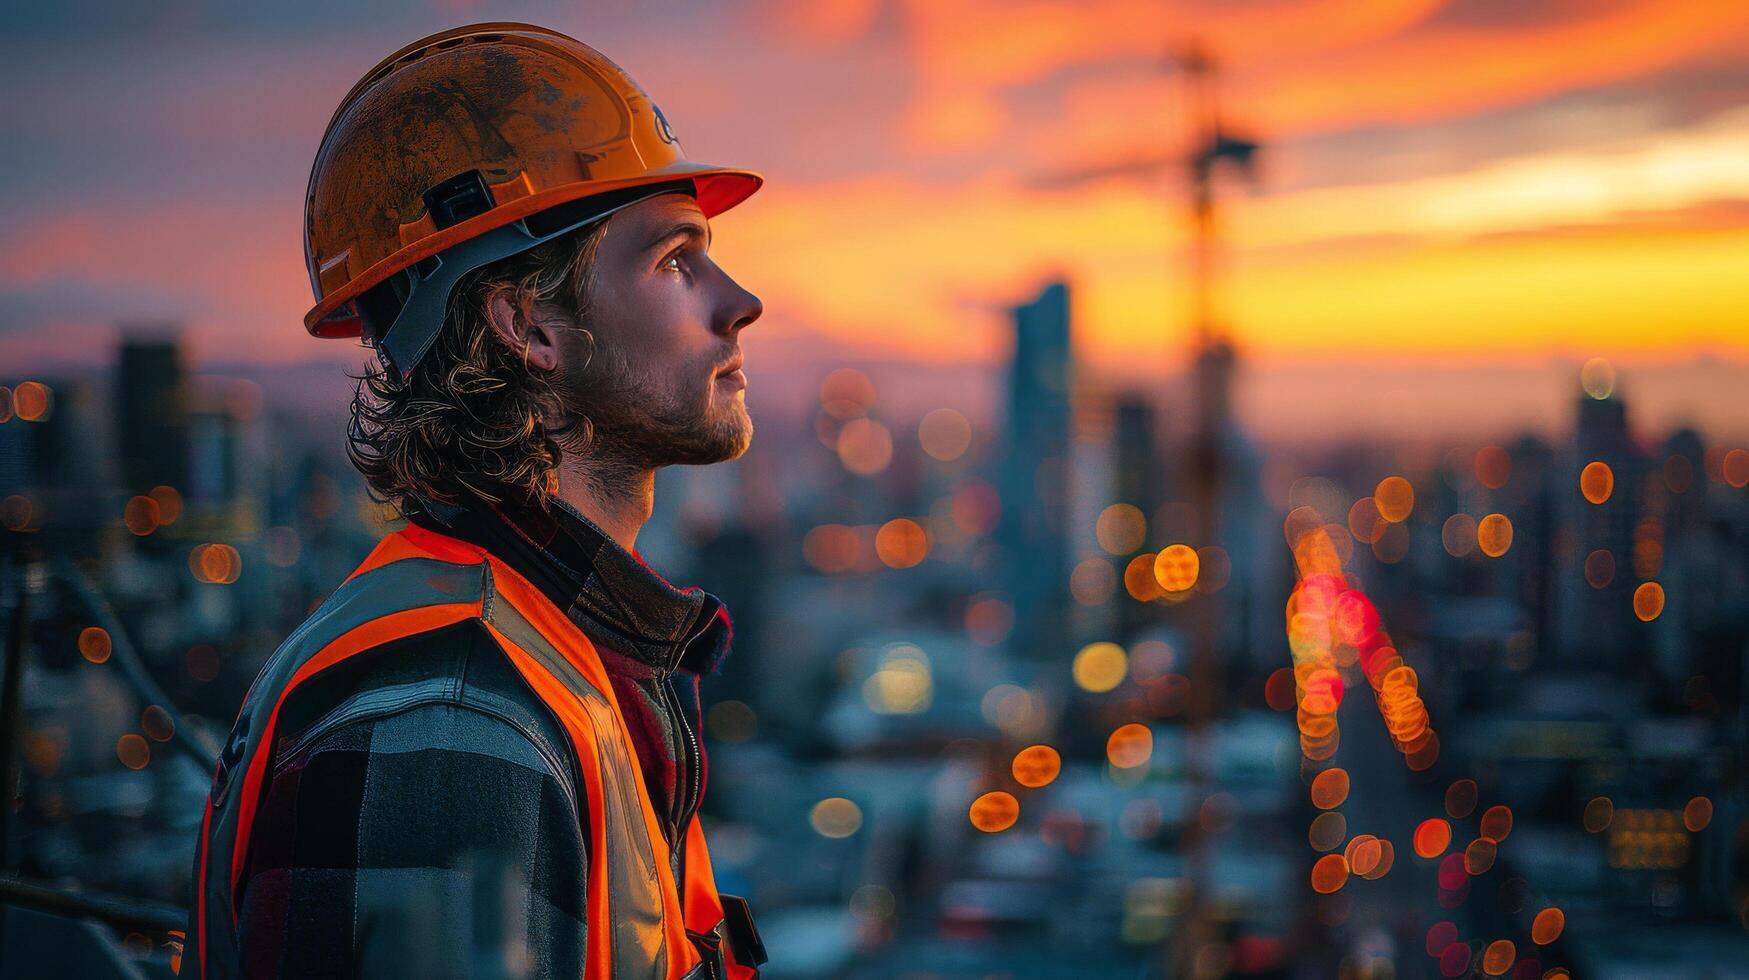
[555,356,752,482]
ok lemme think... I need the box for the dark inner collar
[407,493,730,675]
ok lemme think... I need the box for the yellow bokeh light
[1374,476,1414,522]
[1477,513,1513,558]
[1095,503,1147,555]
[862,644,933,715]
[1153,544,1199,592]
[810,797,863,838]
[1072,642,1127,693]
[1580,460,1614,504]
[1581,357,1616,399]
[917,407,972,461]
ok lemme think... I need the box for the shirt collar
[408,493,732,675]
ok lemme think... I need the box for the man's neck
[554,459,656,553]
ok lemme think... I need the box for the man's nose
[716,271,762,336]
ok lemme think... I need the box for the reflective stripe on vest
[191,524,750,979]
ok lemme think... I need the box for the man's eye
[661,253,683,273]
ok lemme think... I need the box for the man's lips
[715,355,745,389]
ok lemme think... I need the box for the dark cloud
[1413,0,1646,33]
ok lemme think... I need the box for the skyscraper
[116,335,190,496]
[998,281,1073,661]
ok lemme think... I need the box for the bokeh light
[1580,461,1615,504]
[1474,446,1511,489]
[1308,811,1346,851]
[1724,448,1749,488]
[12,381,51,422]
[1153,544,1199,593]
[1684,796,1713,832]
[819,368,875,419]
[1096,503,1147,555]
[1532,907,1566,945]
[1072,642,1127,693]
[1477,514,1514,558]
[1445,779,1478,819]
[116,734,149,770]
[1481,939,1516,976]
[1414,818,1453,859]
[1583,797,1615,833]
[1070,556,1118,606]
[78,627,112,664]
[917,407,972,461]
[1633,582,1666,622]
[1479,805,1514,843]
[1580,357,1616,399]
[147,485,182,525]
[1584,549,1616,589]
[1464,837,1497,875]
[141,705,175,742]
[874,518,930,568]
[1011,745,1062,789]
[1309,768,1349,809]
[837,418,894,475]
[1374,476,1415,522]
[1442,513,1478,557]
[190,543,242,584]
[1106,723,1152,769]
[1309,854,1348,894]
[123,496,161,536]
[810,797,863,838]
[969,791,1020,833]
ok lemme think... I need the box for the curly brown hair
[346,222,609,516]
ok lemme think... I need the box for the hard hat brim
[304,162,761,339]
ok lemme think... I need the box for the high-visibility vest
[188,523,759,979]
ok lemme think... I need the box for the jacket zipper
[663,603,713,892]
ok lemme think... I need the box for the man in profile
[187,23,768,979]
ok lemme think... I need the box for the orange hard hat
[303,22,761,378]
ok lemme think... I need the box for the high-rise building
[115,334,190,496]
[998,281,1073,661]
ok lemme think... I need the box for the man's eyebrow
[643,219,710,253]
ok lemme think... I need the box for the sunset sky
[3,0,1746,440]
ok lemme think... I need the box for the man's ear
[483,285,562,372]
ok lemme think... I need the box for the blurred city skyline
[3,0,1748,442]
